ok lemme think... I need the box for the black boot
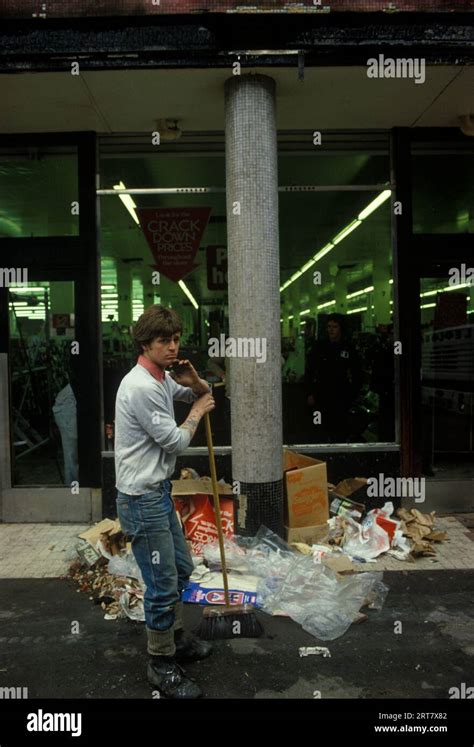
[146,626,202,698]
[173,601,213,663]
[147,656,202,698]
[174,628,213,663]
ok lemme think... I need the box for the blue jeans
[116,480,194,631]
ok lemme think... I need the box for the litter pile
[325,488,448,563]
[192,527,388,641]
[66,459,449,642]
[396,508,448,557]
[67,519,145,621]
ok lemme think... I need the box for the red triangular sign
[136,207,212,282]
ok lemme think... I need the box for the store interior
[2,135,473,486]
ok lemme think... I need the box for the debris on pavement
[299,646,331,658]
[396,508,448,557]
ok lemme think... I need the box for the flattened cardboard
[171,477,233,497]
[79,519,118,548]
[286,524,329,546]
[333,477,368,498]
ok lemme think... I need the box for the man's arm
[129,386,195,455]
[191,377,211,396]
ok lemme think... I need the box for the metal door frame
[0,131,103,522]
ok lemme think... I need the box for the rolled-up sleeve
[129,386,192,455]
[166,373,199,404]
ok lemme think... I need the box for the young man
[115,305,215,698]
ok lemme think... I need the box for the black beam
[0,13,473,72]
[75,132,103,489]
[391,127,421,478]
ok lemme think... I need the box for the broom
[197,410,263,640]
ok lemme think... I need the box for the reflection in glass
[8,281,78,486]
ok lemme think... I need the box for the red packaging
[374,513,398,544]
[172,478,235,556]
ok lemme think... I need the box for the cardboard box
[172,477,235,556]
[286,523,329,546]
[283,449,329,528]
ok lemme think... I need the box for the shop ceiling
[1,66,473,132]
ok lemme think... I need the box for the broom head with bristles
[196,603,264,640]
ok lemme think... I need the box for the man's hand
[180,392,216,440]
[170,359,199,387]
[191,392,215,417]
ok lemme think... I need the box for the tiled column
[224,74,283,535]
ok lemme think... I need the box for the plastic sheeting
[233,526,389,641]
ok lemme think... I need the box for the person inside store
[305,313,363,442]
[114,304,215,698]
[52,368,79,486]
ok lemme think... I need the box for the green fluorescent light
[178,280,199,310]
[421,282,471,298]
[280,190,391,294]
[347,285,374,300]
[9,287,47,293]
[420,302,436,310]
[300,309,311,316]
[300,259,316,274]
[288,314,294,320]
[357,189,391,220]
[101,285,116,290]
[113,181,140,225]
[332,219,362,246]
[347,306,367,315]
[317,300,336,310]
[312,243,334,263]
[280,318,283,322]
[11,302,28,307]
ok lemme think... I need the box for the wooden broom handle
[204,411,231,608]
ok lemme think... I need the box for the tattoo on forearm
[180,412,201,438]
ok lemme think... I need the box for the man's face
[143,333,181,368]
[327,321,341,342]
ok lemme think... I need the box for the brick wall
[0,0,471,19]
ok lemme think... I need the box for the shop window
[99,149,229,446]
[420,277,473,479]
[0,146,79,238]
[8,281,78,486]
[279,148,394,445]
[412,143,474,234]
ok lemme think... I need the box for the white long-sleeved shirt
[114,363,198,494]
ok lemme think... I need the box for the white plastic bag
[343,514,390,560]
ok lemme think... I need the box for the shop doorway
[417,264,473,511]
[0,132,102,522]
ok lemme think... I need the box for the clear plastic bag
[108,553,144,585]
[260,556,387,640]
[203,537,250,572]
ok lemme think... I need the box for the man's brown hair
[133,305,182,355]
